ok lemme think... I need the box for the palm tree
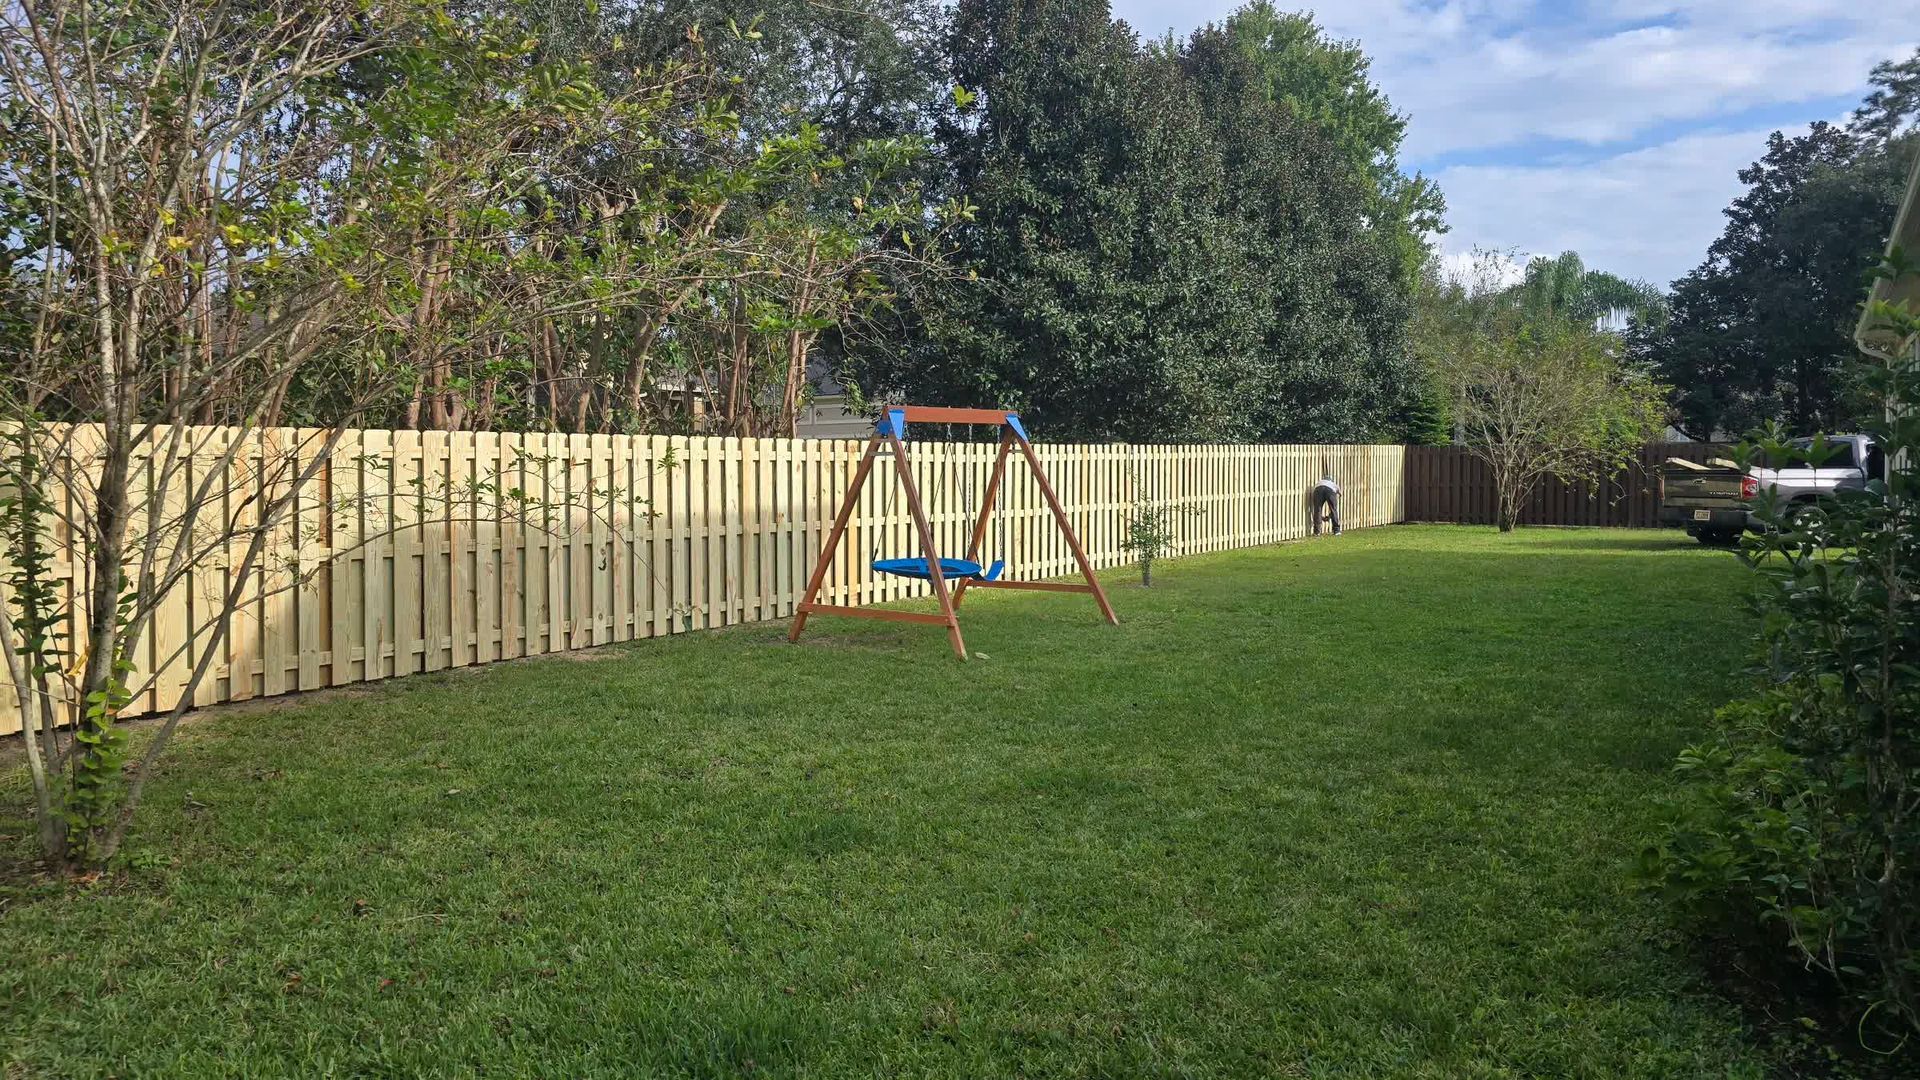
[1511,251,1666,329]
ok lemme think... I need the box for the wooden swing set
[788,406,1118,658]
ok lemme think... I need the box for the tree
[1,0,428,867]
[852,0,1248,440]
[1407,249,1665,447]
[519,0,958,437]
[1457,324,1667,531]
[575,0,948,148]
[1220,1,1444,285]
[0,0,953,442]
[849,0,1423,444]
[1119,482,1199,587]
[1180,23,1420,442]
[0,0,947,869]
[1852,50,1920,142]
[1633,50,1920,438]
[1422,253,1668,531]
[1511,251,1664,329]
[0,0,652,868]
[1633,268,1745,441]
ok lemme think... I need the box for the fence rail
[3,429,1406,734]
[1405,443,1725,528]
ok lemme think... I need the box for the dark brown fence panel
[1405,443,1725,528]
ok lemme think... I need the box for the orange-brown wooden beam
[962,579,1097,594]
[796,604,951,626]
[886,429,968,658]
[896,406,1019,426]
[788,434,883,644]
[1014,437,1119,625]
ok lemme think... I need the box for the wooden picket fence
[1404,443,1725,528]
[2,428,1406,734]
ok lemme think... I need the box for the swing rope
[868,441,898,564]
[992,443,1008,570]
[866,422,947,564]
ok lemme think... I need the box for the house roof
[1855,143,1920,357]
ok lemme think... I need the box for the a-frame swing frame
[788,406,1118,658]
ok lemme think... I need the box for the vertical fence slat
[1403,442,1722,527]
[3,428,1458,735]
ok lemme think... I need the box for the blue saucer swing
[869,421,1008,582]
[870,556,1005,581]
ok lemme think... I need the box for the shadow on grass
[1427,528,1723,554]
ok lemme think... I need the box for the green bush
[1120,466,1201,587]
[1645,253,1920,1041]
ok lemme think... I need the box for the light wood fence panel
[1,429,1408,733]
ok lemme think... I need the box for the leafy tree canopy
[1222,1,1445,282]
[847,0,1425,443]
[1630,49,1920,439]
[1511,251,1664,330]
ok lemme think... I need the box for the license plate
[1693,509,1712,521]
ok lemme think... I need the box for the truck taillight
[1741,475,1759,499]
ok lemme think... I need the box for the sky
[1109,0,1917,288]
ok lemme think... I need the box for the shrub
[1120,467,1201,587]
[1644,253,1920,1042]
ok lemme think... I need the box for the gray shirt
[1315,477,1340,495]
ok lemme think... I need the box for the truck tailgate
[1660,458,1745,505]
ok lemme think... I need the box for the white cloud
[1113,1,1902,157]
[1436,249,1526,289]
[1106,1,1916,283]
[1375,21,1893,159]
[1430,128,1777,285]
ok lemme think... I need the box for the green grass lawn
[2,525,1767,1078]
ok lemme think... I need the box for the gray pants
[1311,487,1340,535]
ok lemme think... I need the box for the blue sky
[1109,0,1916,286]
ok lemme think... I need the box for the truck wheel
[1788,502,1827,539]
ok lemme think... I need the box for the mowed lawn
[3,526,1766,1078]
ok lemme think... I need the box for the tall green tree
[1852,50,1920,142]
[1221,1,1444,284]
[850,0,1423,443]
[538,0,947,147]
[853,0,1251,440]
[1415,252,1668,528]
[1181,23,1418,440]
[1631,50,1920,439]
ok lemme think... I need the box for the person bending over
[1311,476,1341,536]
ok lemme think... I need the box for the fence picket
[1404,443,1721,528]
[3,428,1451,734]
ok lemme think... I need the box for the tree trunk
[404,373,426,430]
[780,242,820,437]
[0,555,63,858]
[1487,455,1526,532]
[1496,477,1523,531]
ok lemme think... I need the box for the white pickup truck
[1752,434,1886,505]
[1657,435,1886,544]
